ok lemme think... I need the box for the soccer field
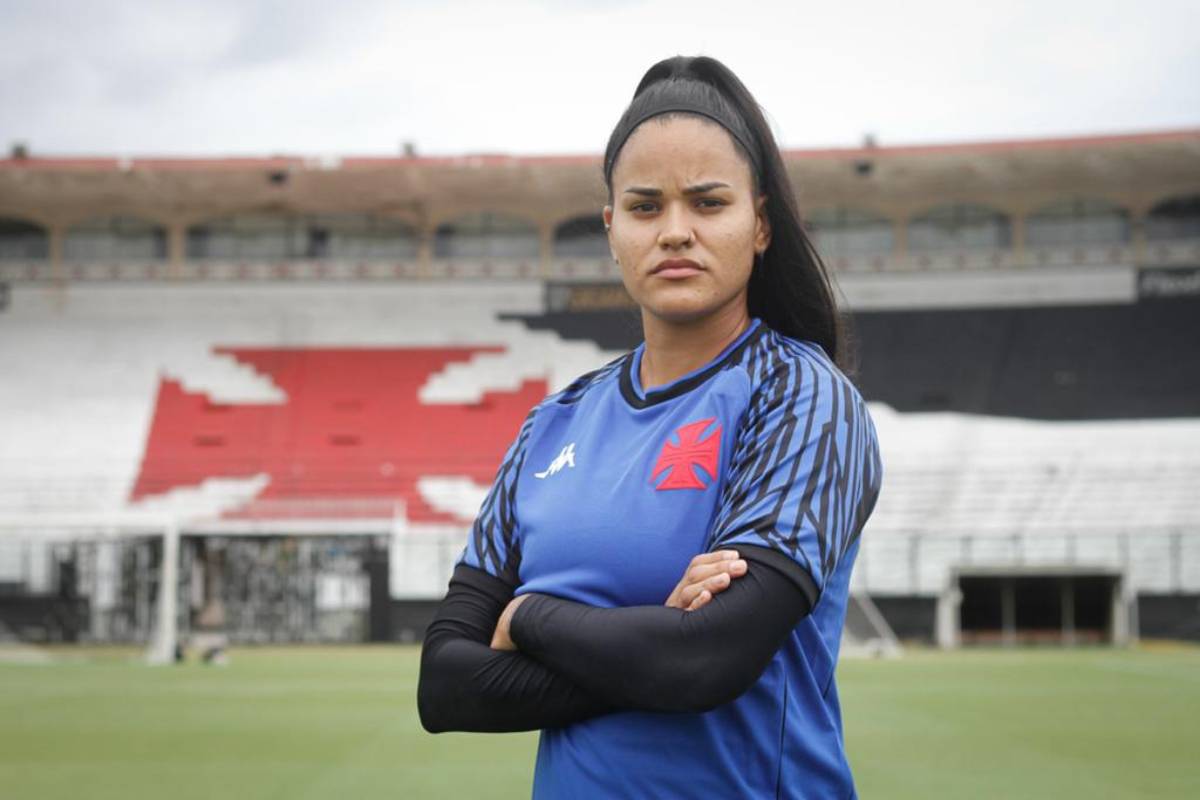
[1,643,1197,799]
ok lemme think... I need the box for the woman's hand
[490,593,533,651]
[664,550,747,611]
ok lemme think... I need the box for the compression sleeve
[509,543,817,714]
[417,562,616,733]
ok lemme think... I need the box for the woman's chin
[642,296,721,325]
[637,282,747,326]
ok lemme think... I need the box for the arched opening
[434,212,539,259]
[1026,198,1130,247]
[1146,194,1200,241]
[553,213,608,258]
[909,203,1011,251]
[64,216,166,261]
[0,217,48,260]
[804,207,894,262]
[187,213,302,260]
[188,213,415,261]
[306,214,417,259]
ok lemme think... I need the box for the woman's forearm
[509,544,817,714]
[417,563,615,733]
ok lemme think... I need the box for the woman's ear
[602,205,617,261]
[754,195,771,253]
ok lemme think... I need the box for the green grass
[1,643,1198,799]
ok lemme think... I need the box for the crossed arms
[417,543,817,733]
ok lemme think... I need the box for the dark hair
[603,55,858,377]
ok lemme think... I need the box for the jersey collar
[619,318,766,410]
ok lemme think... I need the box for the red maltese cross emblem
[650,417,722,491]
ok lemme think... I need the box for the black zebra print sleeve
[706,345,883,606]
[456,405,540,587]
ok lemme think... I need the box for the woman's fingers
[686,558,747,585]
[679,574,728,607]
[693,549,741,565]
[664,551,744,610]
[698,551,740,572]
[678,563,747,608]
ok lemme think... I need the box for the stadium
[1,128,1198,797]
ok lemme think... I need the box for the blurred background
[1,1,1198,798]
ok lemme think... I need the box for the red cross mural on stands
[129,346,547,522]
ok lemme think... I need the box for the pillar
[167,222,186,279]
[538,221,555,279]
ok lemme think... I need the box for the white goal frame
[0,504,417,664]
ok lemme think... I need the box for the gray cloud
[0,0,1196,157]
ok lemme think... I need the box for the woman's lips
[652,259,702,279]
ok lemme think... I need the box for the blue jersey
[458,317,883,799]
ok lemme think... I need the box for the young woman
[418,54,883,799]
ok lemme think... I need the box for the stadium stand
[0,129,1198,651]
[0,284,620,520]
[1,280,1197,648]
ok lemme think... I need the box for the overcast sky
[2,0,1197,158]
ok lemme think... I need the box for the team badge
[650,417,721,491]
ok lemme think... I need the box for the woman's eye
[630,199,723,213]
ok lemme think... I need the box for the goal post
[0,512,179,664]
[145,520,179,665]
[0,501,442,658]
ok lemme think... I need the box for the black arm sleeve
[417,563,616,733]
[509,544,818,714]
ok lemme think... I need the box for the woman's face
[603,114,770,326]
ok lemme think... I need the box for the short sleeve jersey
[457,317,884,800]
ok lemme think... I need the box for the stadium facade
[1,129,1198,653]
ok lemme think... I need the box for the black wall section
[389,600,442,643]
[853,295,1200,419]
[502,309,645,352]
[366,544,391,643]
[0,596,89,642]
[503,294,1200,420]
[1138,594,1200,641]
[871,596,937,644]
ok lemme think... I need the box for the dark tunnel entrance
[956,570,1121,646]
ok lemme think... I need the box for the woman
[418,54,883,799]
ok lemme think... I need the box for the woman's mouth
[651,259,703,279]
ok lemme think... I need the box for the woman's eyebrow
[623,181,732,197]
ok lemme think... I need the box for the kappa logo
[650,417,721,491]
[535,442,576,479]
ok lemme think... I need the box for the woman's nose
[657,204,693,249]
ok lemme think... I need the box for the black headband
[604,100,764,186]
